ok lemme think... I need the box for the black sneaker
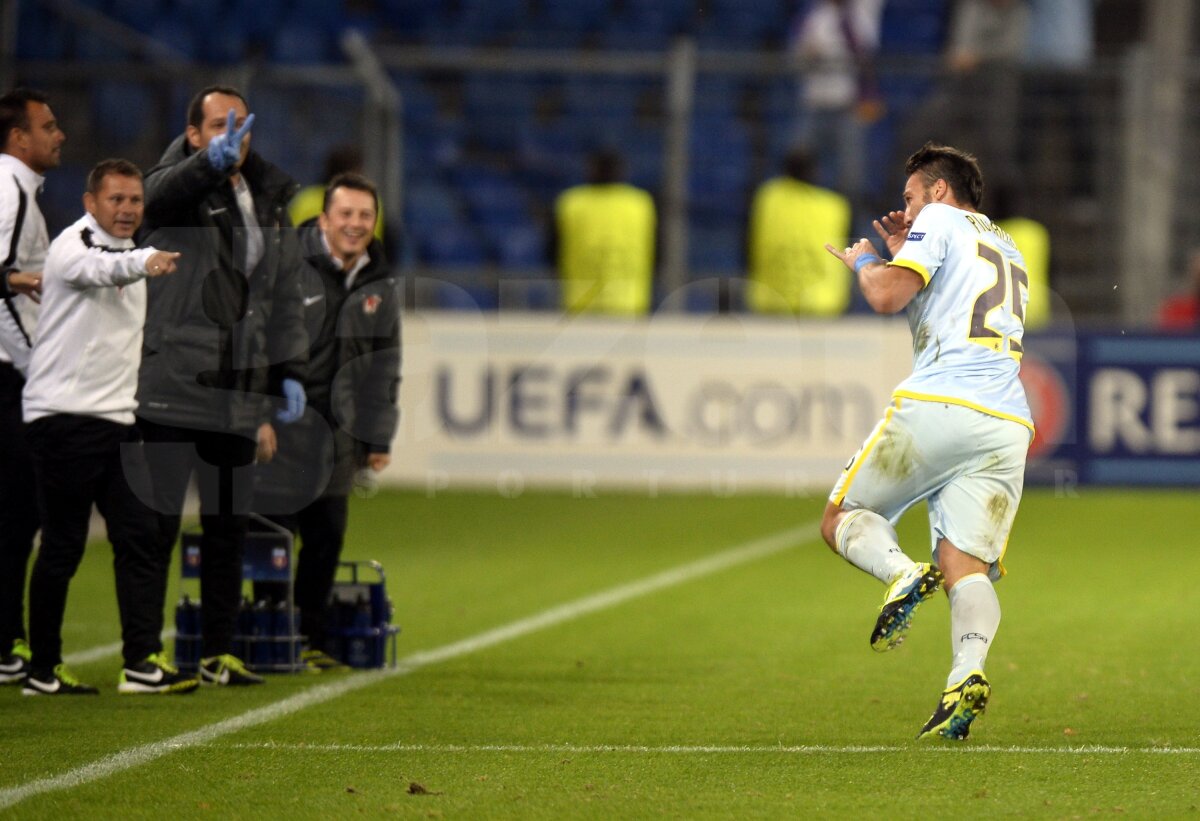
[870,563,943,652]
[22,664,100,695]
[916,670,991,740]
[199,654,264,686]
[119,653,200,695]
[0,638,31,684]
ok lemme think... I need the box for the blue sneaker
[870,563,943,652]
[917,670,991,740]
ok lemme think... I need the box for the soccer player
[822,143,1031,740]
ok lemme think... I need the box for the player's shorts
[828,396,1031,580]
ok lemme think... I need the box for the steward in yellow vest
[288,144,385,240]
[994,215,1050,331]
[554,150,656,315]
[747,150,852,316]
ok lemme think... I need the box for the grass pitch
[1,487,1197,818]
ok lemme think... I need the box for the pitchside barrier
[372,312,1200,492]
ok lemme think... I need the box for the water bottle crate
[173,598,306,673]
[327,561,400,669]
[172,520,400,673]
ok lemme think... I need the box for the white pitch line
[63,629,177,667]
[0,520,819,811]
[221,741,1200,756]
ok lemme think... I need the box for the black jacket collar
[299,221,389,290]
[154,133,299,208]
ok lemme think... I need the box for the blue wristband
[853,253,882,275]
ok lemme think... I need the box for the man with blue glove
[136,85,309,686]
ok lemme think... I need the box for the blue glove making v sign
[207,109,255,173]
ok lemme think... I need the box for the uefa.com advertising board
[376,312,1200,493]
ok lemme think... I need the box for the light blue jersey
[888,203,1033,431]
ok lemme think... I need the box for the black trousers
[0,363,40,651]
[138,418,257,659]
[26,415,161,670]
[254,495,349,653]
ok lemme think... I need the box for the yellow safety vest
[996,216,1050,331]
[289,184,385,241]
[747,178,851,316]
[555,183,656,315]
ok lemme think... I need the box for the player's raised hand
[873,209,909,256]
[824,237,879,272]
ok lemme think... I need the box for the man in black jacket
[137,85,309,686]
[254,173,400,669]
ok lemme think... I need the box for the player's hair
[186,85,249,129]
[86,158,143,194]
[0,88,50,150]
[904,142,984,209]
[323,171,379,215]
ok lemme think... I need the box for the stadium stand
[13,0,1126,319]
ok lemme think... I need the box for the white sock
[834,509,917,584]
[947,573,1001,686]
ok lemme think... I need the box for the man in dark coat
[254,173,400,669]
[137,85,309,686]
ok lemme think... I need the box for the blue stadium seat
[624,128,663,192]
[40,163,89,232]
[290,0,346,27]
[495,225,547,270]
[148,14,200,61]
[92,82,156,143]
[234,0,289,43]
[378,0,440,31]
[516,121,585,199]
[509,29,586,49]
[695,11,771,51]
[539,0,611,33]
[421,16,490,47]
[599,20,670,52]
[459,0,523,32]
[271,21,334,64]
[108,0,162,33]
[422,224,488,267]
[462,76,534,151]
[396,78,438,124]
[623,0,693,33]
[687,227,743,276]
[405,180,462,223]
[565,77,638,119]
[694,74,745,116]
[879,0,948,55]
[459,171,530,236]
[432,281,498,311]
[16,3,70,59]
